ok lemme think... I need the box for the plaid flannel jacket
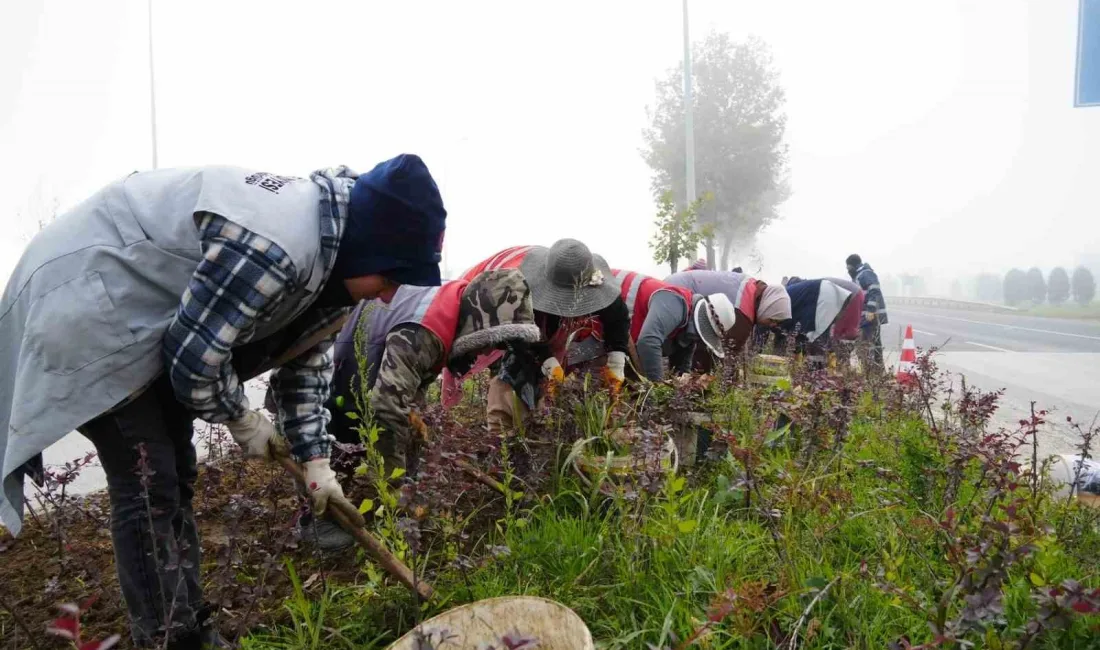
[162,213,340,460]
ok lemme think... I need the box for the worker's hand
[409,411,430,443]
[605,351,626,396]
[541,357,565,382]
[541,357,565,396]
[227,410,280,460]
[303,458,364,528]
[863,312,876,323]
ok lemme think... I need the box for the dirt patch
[0,394,546,649]
[0,455,365,649]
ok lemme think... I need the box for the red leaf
[79,635,121,650]
[1071,600,1096,614]
[47,615,79,640]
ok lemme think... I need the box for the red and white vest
[612,270,695,342]
[459,246,534,282]
[333,281,467,391]
[663,270,761,323]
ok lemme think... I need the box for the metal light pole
[682,0,696,208]
[148,0,159,169]
[683,0,708,268]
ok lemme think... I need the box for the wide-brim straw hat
[519,239,621,317]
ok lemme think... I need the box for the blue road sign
[1078,0,1100,106]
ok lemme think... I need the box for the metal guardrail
[886,296,1019,314]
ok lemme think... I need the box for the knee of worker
[104,456,183,526]
[486,378,516,425]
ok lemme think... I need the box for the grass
[1016,303,1100,321]
[237,356,1100,649]
[6,352,1099,649]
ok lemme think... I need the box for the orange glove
[602,367,623,398]
[604,351,626,397]
[409,411,430,443]
[542,358,565,397]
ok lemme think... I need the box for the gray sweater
[636,292,699,381]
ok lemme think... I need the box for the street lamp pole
[148,0,159,169]
[682,0,696,208]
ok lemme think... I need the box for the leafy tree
[1072,266,1096,306]
[1047,267,1071,305]
[1026,267,1046,304]
[973,273,1002,303]
[650,191,712,274]
[1003,268,1027,306]
[642,32,788,269]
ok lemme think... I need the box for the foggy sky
[2,0,1098,288]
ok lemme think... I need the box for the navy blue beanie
[337,154,446,286]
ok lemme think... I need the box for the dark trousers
[79,375,202,647]
[860,321,884,369]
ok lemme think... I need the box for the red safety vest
[334,281,467,391]
[459,246,534,282]
[612,270,695,342]
[417,282,467,363]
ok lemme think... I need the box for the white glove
[541,357,564,382]
[227,410,278,459]
[606,351,626,382]
[302,458,358,522]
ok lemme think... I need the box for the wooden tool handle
[277,456,434,601]
[455,459,524,501]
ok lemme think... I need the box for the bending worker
[0,156,446,649]
[663,269,792,368]
[458,239,630,435]
[771,278,853,356]
[314,269,542,549]
[607,270,739,381]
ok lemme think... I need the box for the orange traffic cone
[896,325,916,385]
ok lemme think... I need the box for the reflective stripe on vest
[337,281,467,389]
[461,246,533,282]
[612,269,694,342]
[615,269,645,315]
[732,276,754,321]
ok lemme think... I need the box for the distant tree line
[1001,266,1095,307]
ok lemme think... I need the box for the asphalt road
[882,306,1100,458]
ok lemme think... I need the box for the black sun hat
[519,239,620,317]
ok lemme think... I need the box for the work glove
[863,312,876,323]
[604,351,626,396]
[541,357,565,397]
[409,411,430,443]
[303,458,364,527]
[227,410,283,460]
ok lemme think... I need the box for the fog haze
[2,0,1097,288]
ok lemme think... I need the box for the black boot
[197,604,232,649]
